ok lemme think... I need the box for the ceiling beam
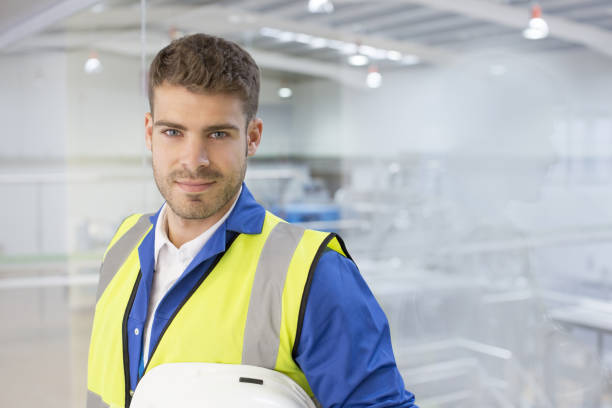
[251,1,310,18]
[274,1,382,24]
[0,0,99,49]
[100,29,369,87]
[351,6,446,33]
[248,49,367,88]
[4,28,369,88]
[170,4,455,63]
[407,0,612,58]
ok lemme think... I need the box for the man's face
[145,83,261,221]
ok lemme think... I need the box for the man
[87,33,417,408]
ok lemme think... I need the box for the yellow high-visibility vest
[87,211,349,408]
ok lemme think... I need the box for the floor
[2,275,612,408]
[0,282,94,408]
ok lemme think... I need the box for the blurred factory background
[2,0,612,406]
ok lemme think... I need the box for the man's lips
[175,180,215,193]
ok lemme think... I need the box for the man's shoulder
[103,212,155,255]
[114,212,153,233]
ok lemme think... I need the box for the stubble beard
[152,160,245,220]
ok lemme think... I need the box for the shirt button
[134,328,140,336]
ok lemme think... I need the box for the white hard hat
[130,362,318,408]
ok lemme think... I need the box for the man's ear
[145,112,153,151]
[246,118,263,157]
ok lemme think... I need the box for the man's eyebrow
[153,121,240,132]
[203,123,240,132]
[154,120,187,130]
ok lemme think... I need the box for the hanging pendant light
[308,0,334,14]
[84,51,103,74]
[523,4,549,40]
[348,53,369,66]
[366,66,382,89]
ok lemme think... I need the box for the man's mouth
[175,180,215,193]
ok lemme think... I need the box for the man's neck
[166,192,240,248]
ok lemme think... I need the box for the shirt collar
[225,182,266,235]
[153,185,244,263]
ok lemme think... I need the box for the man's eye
[210,131,227,139]
[163,129,181,137]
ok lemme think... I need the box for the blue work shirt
[126,183,417,407]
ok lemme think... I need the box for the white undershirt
[142,187,241,365]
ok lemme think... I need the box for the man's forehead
[151,84,248,123]
[154,84,236,100]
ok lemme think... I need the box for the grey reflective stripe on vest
[242,222,306,369]
[87,390,110,408]
[96,214,154,302]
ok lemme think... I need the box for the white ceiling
[2,0,612,85]
[0,0,63,32]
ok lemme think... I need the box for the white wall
[0,49,153,254]
[0,52,67,158]
[0,52,69,254]
[66,50,145,159]
[283,49,612,160]
[2,46,612,255]
[291,79,343,157]
[338,50,610,159]
[257,103,293,157]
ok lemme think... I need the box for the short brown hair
[148,33,260,122]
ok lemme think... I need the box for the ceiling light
[348,53,369,66]
[295,33,313,44]
[259,28,420,65]
[168,27,185,40]
[328,40,344,50]
[386,50,402,61]
[278,87,293,98]
[358,45,377,57]
[366,67,382,89]
[489,64,507,76]
[309,37,329,48]
[278,31,296,42]
[84,52,103,74]
[308,0,334,14]
[401,55,421,65]
[260,27,282,37]
[358,45,387,60]
[372,48,388,60]
[340,43,358,55]
[523,4,549,40]
[90,3,105,13]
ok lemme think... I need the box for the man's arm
[295,250,418,407]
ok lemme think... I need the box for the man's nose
[180,137,210,171]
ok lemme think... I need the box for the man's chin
[171,208,213,221]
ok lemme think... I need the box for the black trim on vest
[140,233,241,379]
[123,271,142,408]
[292,233,335,361]
[292,232,353,361]
[334,233,353,262]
